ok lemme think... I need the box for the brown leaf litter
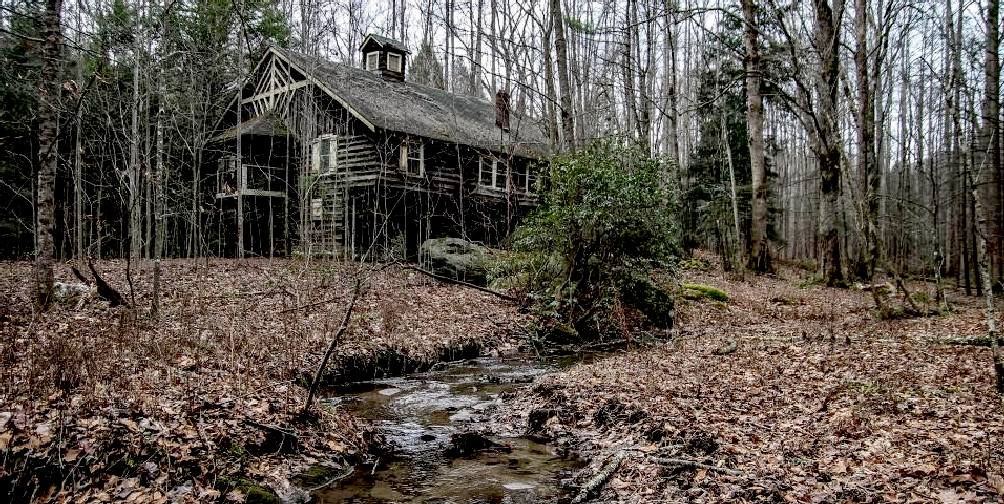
[504,261,1004,503]
[0,258,525,502]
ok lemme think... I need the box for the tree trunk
[854,0,884,312]
[622,0,636,140]
[550,0,575,150]
[973,173,1003,394]
[34,0,63,309]
[743,0,770,273]
[129,19,143,260]
[813,0,845,286]
[981,0,1002,292]
[662,2,679,168]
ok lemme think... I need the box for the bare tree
[550,0,574,150]
[33,0,63,308]
[742,0,769,273]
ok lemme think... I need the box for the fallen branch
[279,294,343,314]
[301,279,362,416]
[70,260,127,307]
[571,452,626,503]
[651,457,742,476]
[401,264,519,303]
[243,418,298,440]
[305,466,354,492]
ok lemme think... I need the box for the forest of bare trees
[6,1,1004,502]
[2,0,1003,299]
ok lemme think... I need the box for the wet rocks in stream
[445,432,513,457]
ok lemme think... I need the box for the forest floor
[504,255,1004,503]
[0,259,526,503]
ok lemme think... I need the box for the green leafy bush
[496,142,679,340]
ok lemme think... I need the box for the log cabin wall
[212,47,544,259]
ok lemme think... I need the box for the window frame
[478,155,510,191]
[310,198,324,220]
[310,134,338,174]
[386,52,402,73]
[365,51,380,71]
[400,138,425,177]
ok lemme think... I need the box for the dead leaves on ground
[0,259,524,502]
[505,263,1004,503]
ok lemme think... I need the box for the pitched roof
[360,34,410,54]
[273,46,549,158]
[212,113,287,142]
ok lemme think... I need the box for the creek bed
[313,356,589,503]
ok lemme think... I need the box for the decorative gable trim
[267,47,377,132]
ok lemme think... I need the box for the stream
[313,355,594,503]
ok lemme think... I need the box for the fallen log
[70,261,127,307]
[401,264,519,303]
[571,452,626,503]
[651,456,742,476]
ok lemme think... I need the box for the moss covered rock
[242,484,281,504]
[681,283,729,302]
[621,274,675,329]
[292,465,343,489]
[420,237,490,286]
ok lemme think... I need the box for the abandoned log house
[209,34,548,259]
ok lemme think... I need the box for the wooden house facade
[209,34,547,259]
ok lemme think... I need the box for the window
[310,198,324,220]
[495,160,508,190]
[310,135,337,174]
[478,155,509,190]
[366,51,380,71]
[479,156,493,188]
[387,53,402,73]
[400,138,424,176]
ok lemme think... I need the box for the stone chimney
[495,90,510,132]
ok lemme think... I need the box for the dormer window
[387,53,402,73]
[365,52,380,71]
[360,34,409,82]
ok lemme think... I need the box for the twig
[651,457,742,476]
[243,418,298,439]
[306,466,355,492]
[571,452,626,503]
[400,264,519,303]
[301,279,362,415]
[279,293,343,314]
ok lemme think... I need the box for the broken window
[495,159,508,190]
[366,51,380,71]
[401,139,424,176]
[310,135,337,174]
[310,198,323,220]
[387,53,402,73]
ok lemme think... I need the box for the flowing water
[313,356,591,503]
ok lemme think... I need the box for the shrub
[497,142,679,340]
